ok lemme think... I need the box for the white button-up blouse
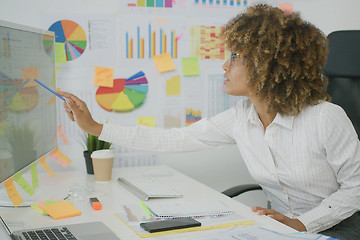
[99,98,360,233]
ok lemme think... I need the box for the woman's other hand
[251,207,306,232]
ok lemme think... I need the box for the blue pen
[33,78,65,102]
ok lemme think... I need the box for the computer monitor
[0,20,57,190]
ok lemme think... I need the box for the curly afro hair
[221,4,330,115]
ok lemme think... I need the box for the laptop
[11,222,121,240]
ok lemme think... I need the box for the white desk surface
[0,165,295,239]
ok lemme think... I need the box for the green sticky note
[55,42,67,64]
[182,57,200,76]
[30,162,39,189]
[13,171,35,196]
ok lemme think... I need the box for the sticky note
[55,42,67,64]
[153,52,176,72]
[13,171,35,196]
[31,204,48,215]
[278,3,293,15]
[137,116,156,127]
[94,66,114,87]
[4,177,23,207]
[49,146,71,168]
[166,75,181,95]
[57,125,69,144]
[39,156,55,177]
[182,57,200,76]
[22,67,39,87]
[41,201,81,220]
[30,162,39,189]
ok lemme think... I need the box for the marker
[33,78,65,102]
[90,197,102,210]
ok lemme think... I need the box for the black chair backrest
[324,30,360,138]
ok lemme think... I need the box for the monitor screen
[0,20,57,183]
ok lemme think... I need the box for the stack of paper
[146,201,232,218]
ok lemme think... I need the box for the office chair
[221,30,360,204]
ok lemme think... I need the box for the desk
[0,165,295,239]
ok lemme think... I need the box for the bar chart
[125,24,179,59]
[194,0,247,7]
[127,0,173,8]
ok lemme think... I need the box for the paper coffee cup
[91,149,114,181]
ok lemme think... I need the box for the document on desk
[115,204,254,238]
[187,226,335,240]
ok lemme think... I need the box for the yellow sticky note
[137,116,156,127]
[13,171,35,196]
[55,42,67,64]
[39,156,55,177]
[182,57,200,76]
[166,75,181,96]
[94,66,114,87]
[4,177,23,207]
[278,3,293,15]
[41,201,81,220]
[22,67,39,87]
[57,125,69,144]
[153,53,176,72]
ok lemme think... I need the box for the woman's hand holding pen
[57,91,103,137]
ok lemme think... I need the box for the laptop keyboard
[21,227,77,240]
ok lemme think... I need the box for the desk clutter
[115,201,254,238]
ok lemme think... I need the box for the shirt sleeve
[297,103,360,233]
[98,106,238,153]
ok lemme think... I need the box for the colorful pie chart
[48,19,87,62]
[96,71,148,112]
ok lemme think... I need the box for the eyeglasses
[229,52,241,66]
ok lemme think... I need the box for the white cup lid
[91,149,114,159]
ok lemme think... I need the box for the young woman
[58,4,360,239]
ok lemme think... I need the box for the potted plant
[82,133,111,174]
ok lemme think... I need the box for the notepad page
[146,201,232,218]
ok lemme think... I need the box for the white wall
[1,0,359,208]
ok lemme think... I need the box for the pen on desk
[0,216,17,240]
[33,78,66,102]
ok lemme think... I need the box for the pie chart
[48,19,87,61]
[95,71,148,112]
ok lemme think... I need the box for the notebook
[12,221,121,240]
[145,201,232,218]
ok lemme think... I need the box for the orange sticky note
[4,177,23,207]
[153,53,176,72]
[41,201,81,220]
[94,66,114,87]
[39,156,55,177]
[49,147,71,168]
[278,3,293,15]
[22,67,39,87]
[57,125,69,144]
